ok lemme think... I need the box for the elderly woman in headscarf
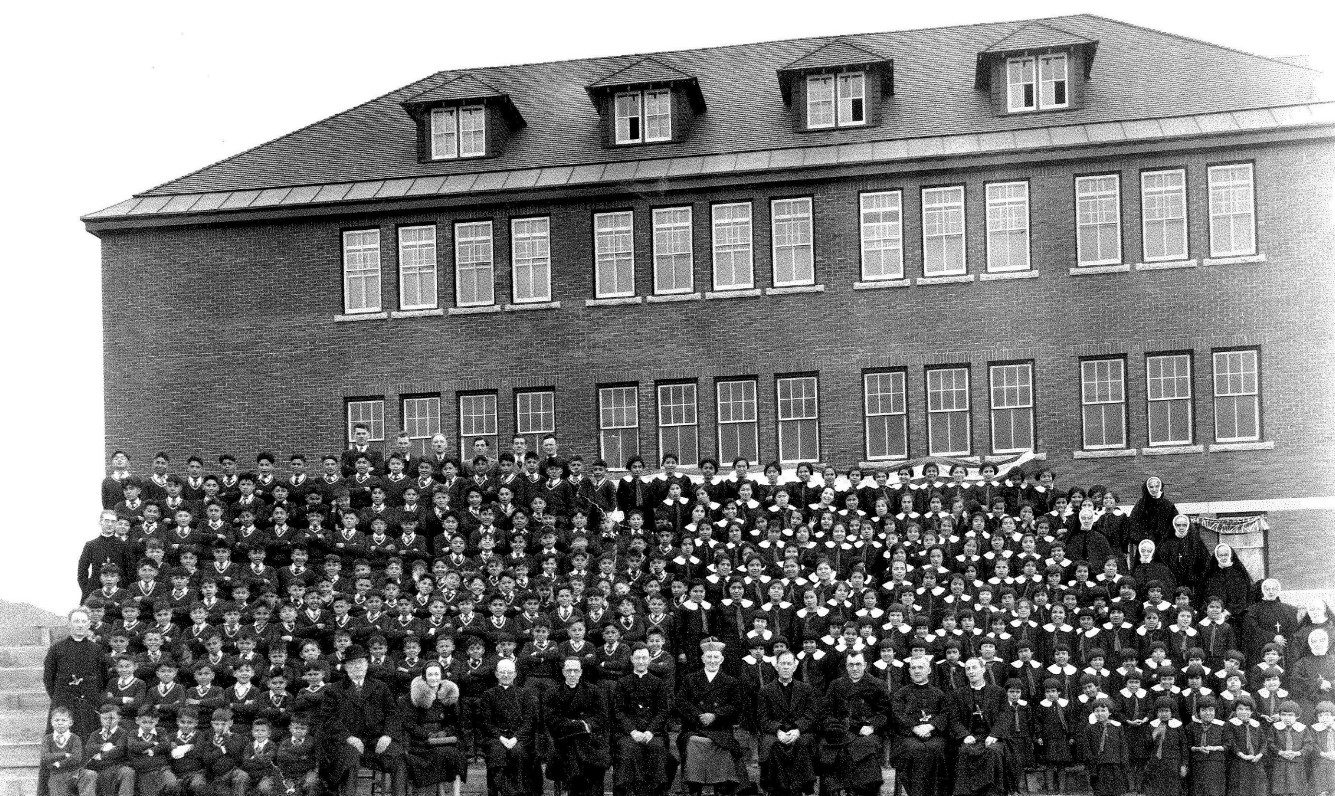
[1296,598,1335,660]
[1066,505,1114,575]
[1200,543,1253,620]
[1131,539,1179,594]
[1128,476,1177,546]
[1292,627,1335,722]
[400,660,468,796]
[1154,514,1208,589]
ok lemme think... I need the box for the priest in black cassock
[820,651,887,796]
[43,608,106,737]
[545,657,611,796]
[949,658,1011,796]
[756,650,819,796]
[612,646,671,796]
[476,658,539,796]
[1242,578,1301,665]
[890,658,951,796]
[677,638,744,796]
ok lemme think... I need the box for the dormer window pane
[1040,54,1068,108]
[459,107,486,157]
[615,92,643,143]
[643,90,672,141]
[837,72,865,125]
[430,108,458,159]
[1007,58,1037,111]
[806,76,835,128]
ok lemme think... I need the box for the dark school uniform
[1188,717,1227,796]
[1085,717,1132,796]
[1144,717,1189,796]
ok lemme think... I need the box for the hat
[700,637,726,653]
[343,644,368,662]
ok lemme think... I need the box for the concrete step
[0,673,41,693]
[0,650,45,670]
[0,628,65,648]
[0,694,45,712]
[0,743,37,769]
[0,711,48,743]
[0,772,38,796]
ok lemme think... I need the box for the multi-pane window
[989,363,1034,453]
[401,396,441,456]
[922,187,966,276]
[511,217,551,303]
[776,376,820,462]
[454,221,494,307]
[515,390,556,455]
[594,212,635,298]
[614,89,672,144]
[1142,170,1188,262]
[599,385,640,467]
[458,393,498,458]
[863,370,908,460]
[1208,164,1257,257]
[712,203,754,290]
[1080,358,1127,450]
[716,379,758,464]
[1007,54,1068,111]
[985,182,1030,272]
[430,106,485,159]
[771,198,814,286]
[926,367,971,455]
[1146,354,1194,446]
[860,191,904,280]
[657,383,699,465]
[398,226,438,310]
[1075,175,1122,266]
[346,399,386,443]
[652,207,693,294]
[1213,349,1260,442]
[806,72,866,129]
[342,230,381,313]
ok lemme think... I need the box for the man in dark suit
[319,645,406,796]
[677,638,744,796]
[613,646,672,796]
[475,657,539,796]
[78,512,135,599]
[756,650,819,796]
[340,424,385,478]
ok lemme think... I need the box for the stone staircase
[0,624,64,796]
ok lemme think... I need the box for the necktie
[1056,705,1068,735]
[1155,725,1165,759]
[1099,722,1108,754]
[635,481,643,506]
[700,605,709,635]
[1244,723,1252,755]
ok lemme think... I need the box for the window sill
[858,457,910,469]
[447,305,502,316]
[1209,440,1274,452]
[503,301,561,312]
[645,292,702,303]
[389,308,444,319]
[1073,448,1137,459]
[334,311,388,323]
[979,270,1039,281]
[853,279,911,290]
[1134,259,1198,271]
[704,288,762,300]
[1203,253,1266,267]
[584,296,643,307]
[766,284,825,296]
[1069,264,1131,275]
[1142,444,1205,456]
[915,274,975,286]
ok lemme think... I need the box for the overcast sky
[1,0,1328,612]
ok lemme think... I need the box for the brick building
[85,15,1335,587]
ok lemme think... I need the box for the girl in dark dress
[401,661,468,796]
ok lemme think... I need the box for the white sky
[0,0,1329,613]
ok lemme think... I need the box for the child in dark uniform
[1188,695,1227,796]
[1145,695,1188,796]
[1085,697,1131,796]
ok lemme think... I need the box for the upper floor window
[860,191,904,281]
[598,385,640,466]
[398,225,438,310]
[863,370,908,460]
[1141,170,1188,262]
[771,198,814,287]
[926,366,971,456]
[615,89,672,144]
[922,187,966,276]
[985,181,1030,272]
[716,379,759,464]
[807,72,865,129]
[1007,54,1067,111]
[401,396,441,456]
[594,211,635,298]
[346,399,386,444]
[1075,175,1122,266]
[454,221,494,308]
[1081,358,1127,450]
[511,217,551,303]
[1208,164,1257,257]
[989,362,1034,453]
[776,375,820,462]
[1146,353,1194,446]
[712,203,753,290]
[458,392,498,459]
[1213,349,1260,442]
[342,229,381,313]
[515,389,556,455]
[652,207,693,295]
[430,106,486,159]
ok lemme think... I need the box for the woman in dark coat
[1199,543,1253,620]
[1131,540,1179,595]
[401,661,468,795]
[1154,515,1209,591]
[1128,477,1177,547]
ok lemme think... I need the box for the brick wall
[100,136,1335,509]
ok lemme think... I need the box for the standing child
[1002,678,1036,794]
[1035,678,1076,793]
[1312,700,1335,796]
[40,707,84,796]
[1225,695,1267,796]
[1115,670,1153,795]
[1145,696,1188,796]
[1189,696,1227,796]
[1269,701,1310,796]
[1085,698,1131,796]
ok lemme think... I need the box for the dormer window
[1006,54,1068,112]
[430,106,487,159]
[614,89,672,144]
[806,72,865,129]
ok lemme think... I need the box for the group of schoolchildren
[48,431,1335,796]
